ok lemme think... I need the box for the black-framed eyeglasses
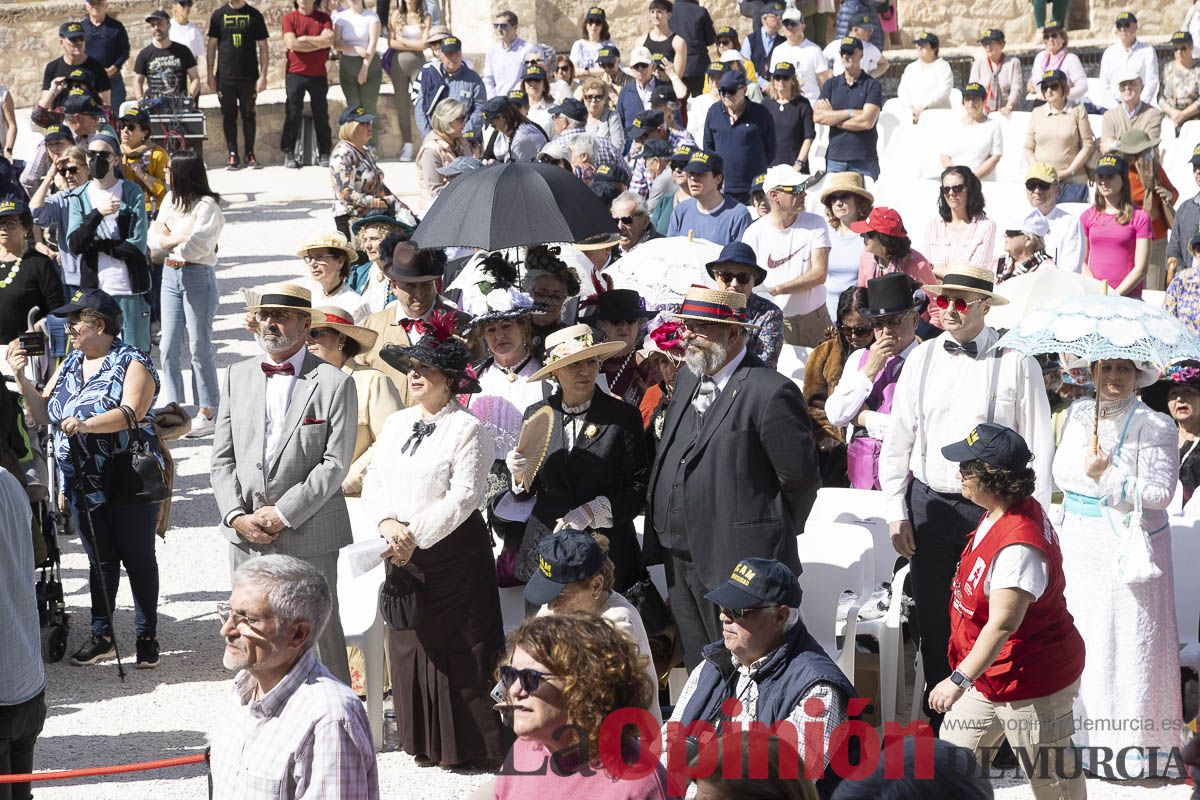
[840,323,873,337]
[716,270,755,286]
[499,665,556,693]
[216,601,270,628]
[940,184,966,196]
[1025,180,1053,192]
[720,604,777,621]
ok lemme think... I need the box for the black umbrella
[411,162,618,251]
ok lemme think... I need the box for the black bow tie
[401,420,436,454]
[944,339,978,358]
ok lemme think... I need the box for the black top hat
[705,558,802,610]
[860,273,919,318]
[380,311,480,394]
[523,529,605,605]
[588,288,653,322]
[941,423,1032,470]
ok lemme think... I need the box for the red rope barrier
[0,753,207,783]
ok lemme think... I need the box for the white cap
[630,45,653,66]
[539,139,570,161]
[1116,67,1143,85]
[1007,209,1051,238]
[762,164,807,192]
[782,7,804,22]
[719,49,743,64]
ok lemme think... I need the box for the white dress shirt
[263,347,309,467]
[1039,204,1086,273]
[825,338,919,439]
[1096,40,1160,109]
[708,343,748,393]
[878,327,1054,522]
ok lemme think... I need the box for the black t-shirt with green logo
[207,2,269,81]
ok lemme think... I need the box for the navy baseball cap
[64,68,94,87]
[1191,144,1200,167]
[838,36,864,54]
[597,46,620,64]
[961,81,986,99]
[718,70,748,92]
[0,199,30,221]
[715,25,738,41]
[1173,31,1194,47]
[751,172,767,194]
[480,95,510,121]
[51,287,123,321]
[507,88,529,106]
[627,109,663,140]
[684,149,722,174]
[523,530,605,606]
[145,9,170,22]
[593,161,631,185]
[941,423,1032,470]
[649,85,675,107]
[705,558,803,610]
[634,139,672,160]
[978,27,1005,43]
[1039,69,1068,86]
[549,97,586,122]
[913,31,939,49]
[851,12,873,28]
[1115,11,1137,27]
[761,1,786,17]
[338,105,375,125]
[585,6,606,22]
[119,106,151,126]
[1095,154,1128,176]
[43,124,72,143]
[669,142,695,165]
[772,61,796,79]
[63,94,103,116]
[59,21,86,39]
[440,35,462,53]
[1042,20,1065,37]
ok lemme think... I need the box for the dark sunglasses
[556,65,572,73]
[499,665,556,693]
[524,59,541,66]
[1025,180,1053,191]
[782,19,801,27]
[1042,82,1064,92]
[841,323,873,337]
[307,328,335,340]
[827,192,854,203]
[940,184,966,196]
[720,604,777,621]
[934,295,986,313]
[719,88,741,97]
[120,123,141,132]
[716,270,755,285]
[871,313,908,329]
[613,214,643,226]
[494,22,510,29]
[57,165,81,176]
[671,163,688,172]
[584,94,606,101]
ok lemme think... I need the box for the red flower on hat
[650,320,686,353]
[423,309,459,342]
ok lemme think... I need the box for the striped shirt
[209,650,379,800]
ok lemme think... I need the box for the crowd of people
[5,1,1200,800]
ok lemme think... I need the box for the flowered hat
[380,310,481,394]
[526,324,626,382]
[1142,360,1200,414]
[638,315,686,362]
[522,244,582,298]
[466,252,544,329]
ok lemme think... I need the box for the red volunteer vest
[948,497,1085,703]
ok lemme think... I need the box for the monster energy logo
[223,12,251,48]
[232,33,243,47]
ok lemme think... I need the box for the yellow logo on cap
[633,119,643,129]
[0,201,15,213]
[538,556,553,578]
[917,31,930,39]
[841,36,856,46]
[731,562,756,587]
[692,152,710,163]
[1099,155,1119,167]
[72,290,84,302]
[966,427,980,446]
[776,62,792,71]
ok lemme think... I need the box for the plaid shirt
[209,650,379,800]
[556,125,625,172]
[630,128,695,198]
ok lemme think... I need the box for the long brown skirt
[387,510,509,766]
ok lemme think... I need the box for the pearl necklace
[607,351,636,390]
[1098,393,1136,419]
[0,257,21,289]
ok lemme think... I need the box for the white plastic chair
[776,344,809,388]
[336,554,388,751]
[796,524,872,680]
[1169,517,1200,680]
[499,586,526,633]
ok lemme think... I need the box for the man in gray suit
[211,282,358,684]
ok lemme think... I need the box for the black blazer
[647,352,820,588]
[514,388,649,591]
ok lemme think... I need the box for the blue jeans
[113,293,151,353]
[160,264,220,409]
[1056,182,1090,204]
[69,498,160,638]
[109,73,126,112]
[425,0,442,25]
[825,157,880,181]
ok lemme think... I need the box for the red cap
[849,207,907,238]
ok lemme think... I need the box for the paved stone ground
[27,162,1194,799]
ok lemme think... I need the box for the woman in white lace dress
[1051,358,1183,778]
[363,311,507,768]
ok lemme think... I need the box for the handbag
[379,560,423,630]
[102,405,169,506]
[1103,407,1162,586]
[624,570,672,637]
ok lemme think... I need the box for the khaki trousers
[783,304,833,347]
[940,679,1086,800]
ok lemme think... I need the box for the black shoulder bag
[102,404,169,506]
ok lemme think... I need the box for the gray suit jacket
[211,352,359,559]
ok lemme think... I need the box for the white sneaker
[186,412,215,438]
[399,143,414,162]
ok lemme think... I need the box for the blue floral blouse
[1165,267,1200,341]
[48,341,163,509]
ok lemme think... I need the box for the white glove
[554,503,595,532]
[505,449,527,477]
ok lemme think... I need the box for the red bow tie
[261,362,295,377]
[400,318,426,334]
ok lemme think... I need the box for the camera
[18,331,45,357]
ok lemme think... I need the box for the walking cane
[66,435,127,680]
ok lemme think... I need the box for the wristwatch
[949,669,973,689]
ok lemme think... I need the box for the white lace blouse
[361,401,495,549]
[1052,397,1178,531]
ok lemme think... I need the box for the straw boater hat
[296,232,359,264]
[573,232,623,251]
[313,305,379,350]
[246,283,320,319]
[526,324,626,381]
[670,285,759,328]
[819,171,875,205]
[921,265,1009,306]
